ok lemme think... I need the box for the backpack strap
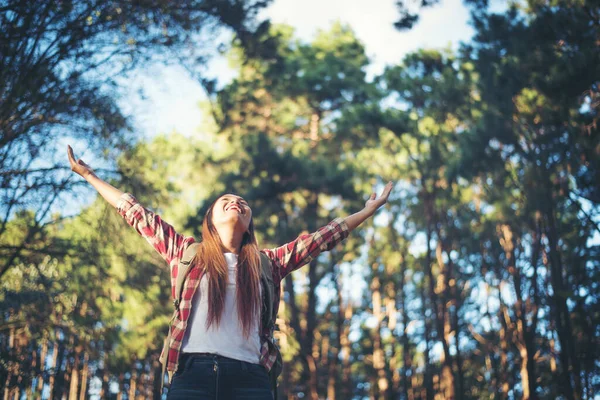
[258,252,282,400]
[259,252,275,332]
[174,243,201,308]
[159,242,201,394]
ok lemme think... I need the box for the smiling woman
[211,195,254,256]
[67,144,393,399]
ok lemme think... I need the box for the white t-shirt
[180,253,261,364]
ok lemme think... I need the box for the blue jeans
[167,353,273,400]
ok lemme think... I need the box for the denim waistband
[180,352,256,365]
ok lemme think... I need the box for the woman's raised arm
[67,145,195,270]
[68,145,123,207]
[262,181,394,281]
[343,181,394,231]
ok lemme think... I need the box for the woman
[67,145,393,399]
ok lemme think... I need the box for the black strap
[160,243,199,394]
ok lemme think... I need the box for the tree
[0,0,272,280]
[0,131,222,398]
[457,1,600,397]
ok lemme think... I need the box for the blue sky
[121,0,491,141]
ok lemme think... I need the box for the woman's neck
[215,224,244,254]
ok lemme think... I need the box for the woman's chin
[215,215,246,228]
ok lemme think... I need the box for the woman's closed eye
[222,197,248,206]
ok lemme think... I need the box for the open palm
[67,145,94,179]
[365,181,393,213]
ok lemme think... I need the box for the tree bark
[325,331,337,399]
[399,251,414,400]
[451,294,465,400]
[498,291,512,398]
[129,367,137,400]
[35,338,48,396]
[78,352,89,400]
[274,284,292,399]
[341,299,353,399]
[47,340,59,400]
[306,259,320,400]
[543,203,580,399]
[385,292,399,400]
[371,276,390,399]
[53,334,69,400]
[430,228,455,399]
[100,347,110,399]
[3,371,12,400]
[423,216,434,400]
[327,272,345,400]
[153,356,163,400]
[498,223,537,399]
[68,344,81,400]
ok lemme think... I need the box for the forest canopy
[1,0,598,399]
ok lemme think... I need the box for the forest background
[1,0,598,399]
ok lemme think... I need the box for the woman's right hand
[67,145,95,180]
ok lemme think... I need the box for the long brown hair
[196,195,261,338]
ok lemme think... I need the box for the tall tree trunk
[327,272,345,400]
[372,276,389,399]
[306,259,320,400]
[481,246,502,397]
[422,193,435,400]
[498,290,512,398]
[284,272,303,391]
[291,193,323,400]
[68,344,81,400]
[3,371,11,400]
[451,296,465,400]
[27,346,37,400]
[129,367,138,400]
[340,299,353,399]
[385,294,399,400]
[326,339,337,400]
[53,334,69,400]
[527,224,542,399]
[4,326,16,400]
[116,373,124,400]
[152,356,163,400]
[275,284,292,400]
[498,224,537,399]
[431,231,455,399]
[399,252,414,400]
[47,340,59,399]
[78,352,89,400]
[36,338,48,396]
[286,262,320,399]
[387,353,400,400]
[543,201,581,399]
[438,236,465,399]
[100,346,110,399]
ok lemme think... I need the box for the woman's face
[210,194,253,232]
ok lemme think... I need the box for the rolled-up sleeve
[116,193,195,266]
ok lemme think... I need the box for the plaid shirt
[116,193,350,374]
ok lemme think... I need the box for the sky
[122,0,486,141]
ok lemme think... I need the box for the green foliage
[0,0,273,287]
[1,1,598,398]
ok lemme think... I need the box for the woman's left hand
[365,181,394,215]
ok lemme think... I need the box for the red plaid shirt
[116,193,350,373]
